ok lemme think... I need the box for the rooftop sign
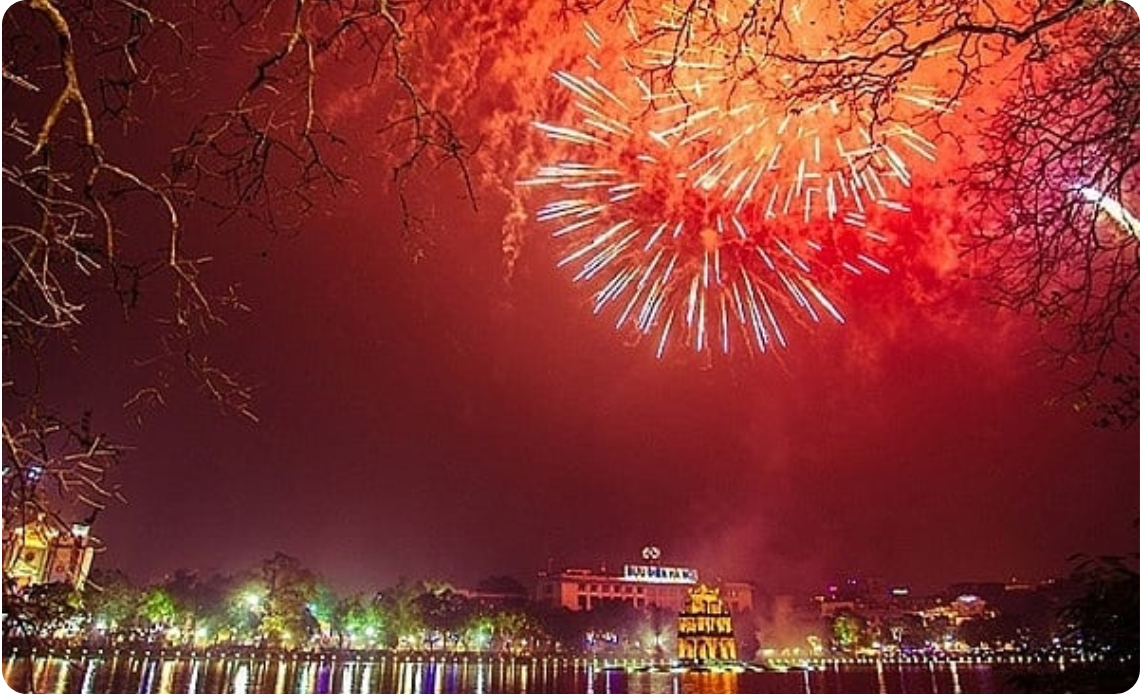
[622,564,699,584]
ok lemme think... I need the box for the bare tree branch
[3,0,480,543]
[964,5,1139,427]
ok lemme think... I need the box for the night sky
[6,0,1138,596]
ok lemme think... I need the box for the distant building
[919,594,993,626]
[946,582,1014,603]
[534,549,753,613]
[817,576,895,606]
[817,598,858,619]
[455,580,530,607]
[2,517,96,590]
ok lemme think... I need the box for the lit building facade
[534,552,753,614]
[2,517,96,590]
[918,594,993,626]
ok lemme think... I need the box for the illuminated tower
[676,584,738,663]
[2,515,96,590]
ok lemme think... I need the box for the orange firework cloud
[517,0,950,359]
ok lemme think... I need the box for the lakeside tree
[378,579,428,649]
[828,610,869,654]
[1059,552,1139,665]
[415,583,472,651]
[140,587,179,633]
[82,568,143,640]
[158,569,237,643]
[1010,549,1139,693]
[2,579,82,644]
[333,592,388,648]
[255,552,320,646]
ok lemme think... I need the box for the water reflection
[232,663,249,694]
[1,656,1048,694]
[610,672,742,694]
[187,660,201,694]
[79,659,97,694]
[53,658,71,694]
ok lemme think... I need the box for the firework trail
[1078,186,1140,242]
[522,1,945,359]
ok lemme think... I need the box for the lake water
[2,655,1055,694]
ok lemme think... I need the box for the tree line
[3,552,680,658]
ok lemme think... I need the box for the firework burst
[522,1,946,359]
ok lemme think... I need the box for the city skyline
[72,543,1094,602]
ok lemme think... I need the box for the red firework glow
[521,0,947,359]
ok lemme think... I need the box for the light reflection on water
[602,671,742,694]
[2,656,1039,694]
